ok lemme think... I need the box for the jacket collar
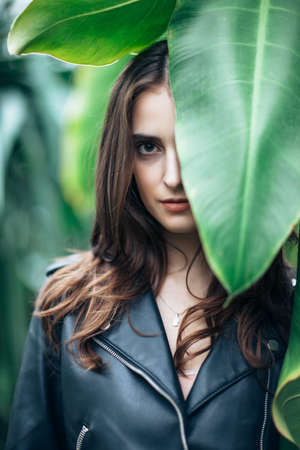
[92,287,285,415]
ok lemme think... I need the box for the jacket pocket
[76,424,89,450]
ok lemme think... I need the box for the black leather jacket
[5,267,291,450]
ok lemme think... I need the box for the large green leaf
[273,226,300,447]
[7,0,176,65]
[167,0,300,302]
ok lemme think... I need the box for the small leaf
[273,223,300,448]
[7,0,176,65]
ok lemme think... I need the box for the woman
[5,39,297,450]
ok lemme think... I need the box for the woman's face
[132,85,197,235]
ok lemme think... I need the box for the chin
[162,222,198,235]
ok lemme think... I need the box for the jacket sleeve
[5,313,67,450]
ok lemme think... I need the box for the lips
[160,199,190,212]
[161,198,188,203]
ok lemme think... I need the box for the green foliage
[7,0,176,65]
[0,1,91,446]
[5,0,300,447]
[167,3,300,444]
[167,0,300,302]
[273,225,300,447]
[60,55,132,213]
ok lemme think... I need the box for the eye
[135,141,160,156]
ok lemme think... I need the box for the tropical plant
[6,0,300,447]
[0,0,90,445]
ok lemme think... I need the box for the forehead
[132,86,176,136]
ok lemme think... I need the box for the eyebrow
[132,133,163,143]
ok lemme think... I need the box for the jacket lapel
[184,318,255,414]
[184,313,286,415]
[94,288,185,405]
[93,288,286,415]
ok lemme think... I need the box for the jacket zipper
[93,337,189,450]
[259,367,271,450]
[76,424,89,450]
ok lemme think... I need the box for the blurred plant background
[0,1,131,446]
[0,1,81,446]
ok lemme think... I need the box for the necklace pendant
[172,313,180,327]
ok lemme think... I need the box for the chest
[158,311,212,400]
[177,349,209,400]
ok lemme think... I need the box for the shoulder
[32,254,88,348]
[34,252,89,313]
[45,253,84,278]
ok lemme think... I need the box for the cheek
[135,178,153,205]
[133,165,156,203]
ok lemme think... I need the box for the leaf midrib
[235,0,270,284]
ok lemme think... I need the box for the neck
[162,230,213,299]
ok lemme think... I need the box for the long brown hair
[35,39,297,377]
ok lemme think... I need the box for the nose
[163,147,183,189]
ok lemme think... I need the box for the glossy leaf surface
[167,0,300,301]
[7,0,176,65]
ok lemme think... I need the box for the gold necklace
[157,293,189,327]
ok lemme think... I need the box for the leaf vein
[261,76,300,103]
[201,7,259,14]
[265,41,300,60]
[270,5,300,19]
